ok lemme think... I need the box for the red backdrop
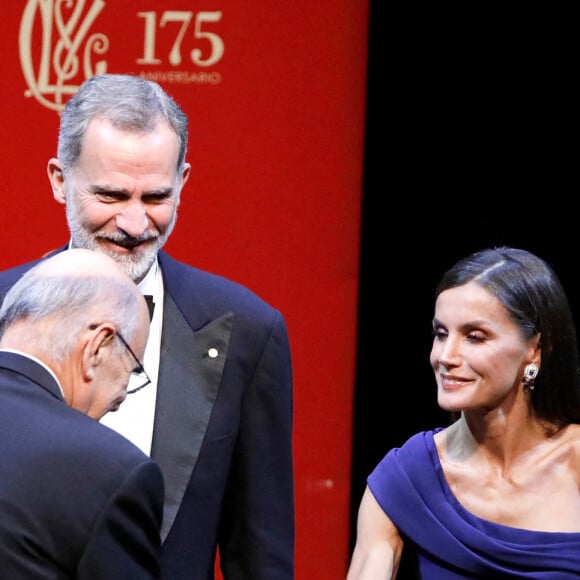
[2,2,368,577]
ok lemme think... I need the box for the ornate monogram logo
[19,2,224,114]
[20,0,108,114]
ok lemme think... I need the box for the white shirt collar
[137,259,160,297]
[0,348,64,395]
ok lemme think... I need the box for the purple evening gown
[368,429,580,579]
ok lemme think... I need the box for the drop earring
[523,363,539,391]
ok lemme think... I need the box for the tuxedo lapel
[151,294,233,541]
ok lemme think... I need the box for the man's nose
[115,202,149,237]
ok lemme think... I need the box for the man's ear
[47,158,66,206]
[181,162,192,188]
[82,324,116,381]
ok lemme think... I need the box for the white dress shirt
[100,260,163,456]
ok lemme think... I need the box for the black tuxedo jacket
[0,352,164,578]
[0,248,295,579]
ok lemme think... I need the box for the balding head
[0,249,148,350]
[0,249,151,418]
[33,248,132,280]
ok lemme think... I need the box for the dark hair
[435,246,580,425]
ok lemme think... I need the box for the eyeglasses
[116,331,152,394]
[88,324,152,394]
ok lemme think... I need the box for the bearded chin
[65,200,177,283]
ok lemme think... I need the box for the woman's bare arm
[346,486,403,580]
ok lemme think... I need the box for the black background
[349,2,577,575]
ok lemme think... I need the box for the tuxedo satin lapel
[151,294,233,542]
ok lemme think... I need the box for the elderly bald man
[0,248,164,579]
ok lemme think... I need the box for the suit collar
[0,351,63,400]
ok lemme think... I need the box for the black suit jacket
[0,352,164,579]
[0,249,295,579]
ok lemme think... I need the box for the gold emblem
[20,0,108,113]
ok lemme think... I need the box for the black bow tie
[144,295,155,321]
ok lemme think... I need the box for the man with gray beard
[0,73,295,580]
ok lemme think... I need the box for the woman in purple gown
[348,247,580,579]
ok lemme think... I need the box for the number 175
[137,11,224,67]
